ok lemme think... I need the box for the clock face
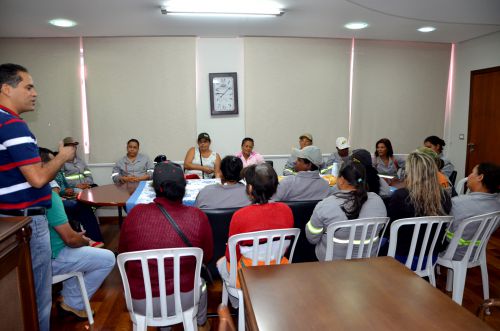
[213,76,235,112]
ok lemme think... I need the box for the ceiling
[1,0,499,43]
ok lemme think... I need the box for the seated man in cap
[283,133,314,176]
[119,161,213,331]
[275,146,330,201]
[321,136,351,176]
[61,137,95,190]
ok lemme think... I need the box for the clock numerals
[210,73,238,115]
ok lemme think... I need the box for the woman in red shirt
[217,163,294,303]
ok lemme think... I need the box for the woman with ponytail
[305,161,387,261]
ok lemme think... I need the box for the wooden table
[239,257,492,331]
[77,183,139,225]
[0,217,39,331]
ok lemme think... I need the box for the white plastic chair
[52,272,94,325]
[437,211,500,305]
[455,177,468,195]
[222,228,301,331]
[324,217,390,261]
[388,216,452,286]
[117,247,203,331]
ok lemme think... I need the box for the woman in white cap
[184,132,221,179]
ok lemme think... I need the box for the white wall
[196,38,245,158]
[447,31,500,181]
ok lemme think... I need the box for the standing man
[0,63,76,331]
[283,133,314,176]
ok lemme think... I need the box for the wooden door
[465,66,500,176]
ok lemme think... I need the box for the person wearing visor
[61,136,95,189]
[274,146,330,201]
[184,132,221,179]
[283,133,314,176]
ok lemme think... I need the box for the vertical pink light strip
[348,37,355,141]
[79,37,90,155]
[443,43,455,146]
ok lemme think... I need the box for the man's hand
[64,188,75,197]
[57,141,76,162]
[76,183,90,190]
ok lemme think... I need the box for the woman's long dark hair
[334,161,368,219]
[375,138,394,158]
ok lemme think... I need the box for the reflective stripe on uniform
[332,237,379,245]
[65,173,85,181]
[306,221,323,234]
[445,230,481,246]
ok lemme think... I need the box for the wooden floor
[51,222,500,330]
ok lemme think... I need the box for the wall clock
[209,72,239,116]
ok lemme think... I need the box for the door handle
[467,143,475,152]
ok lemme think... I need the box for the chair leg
[76,273,94,325]
[182,308,197,331]
[451,266,467,305]
[446,268,453,292]
[237,289,245,331]
[480,255,490,300]
[133,315,147,331]
[222,283,229,305]
[428,267,436,287]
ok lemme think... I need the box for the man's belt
[0,207,46,216]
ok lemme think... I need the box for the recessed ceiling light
[344,22,368,30]
[49,18,77,28]
[418,26,436,33]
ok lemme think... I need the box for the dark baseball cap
[63,136,79,146]
[197,132,211,142]
[152,162,186,192]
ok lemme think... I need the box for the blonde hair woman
[384,151,451,258]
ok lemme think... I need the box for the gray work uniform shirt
[111,153,154,183]
[306,192,387,261]
[373,155,405,177]
[194,182,251,209]
[63,157,94,186]
[274,170,330,201]
[439,153,455,178]
[445,192,500,260]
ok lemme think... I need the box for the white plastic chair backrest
[325,217,390,261]
[117,247,203,326]
[227,228,300,288]
[388,216,452,271]
[456,177,468,195]
[440,211,500,263]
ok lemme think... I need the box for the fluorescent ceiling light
[161,0,284,17]
[418,26,436,33]
[344,22,368,30]
[49,18,77,28]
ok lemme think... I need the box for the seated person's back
[119,162,213,329]
[305,161,387,261]
[275,146,329,201]
[445,162,500,260]
[195,156,251,209]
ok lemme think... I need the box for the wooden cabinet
[0,217,39,331]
